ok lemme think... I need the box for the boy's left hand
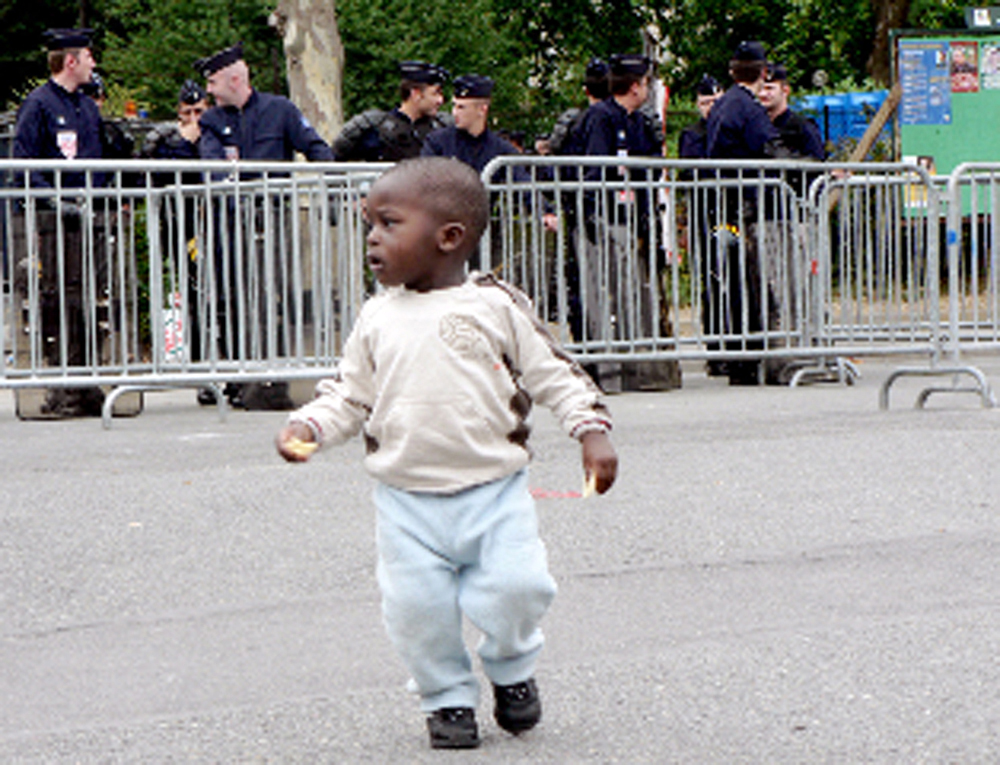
[580,430,618,495]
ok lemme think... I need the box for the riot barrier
[0,156,995,425]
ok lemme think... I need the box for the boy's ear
[437,221,467,254]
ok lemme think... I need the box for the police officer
[14,28,103,188]
[678,74,723,160]
[705,41,788,385]
[334,61,449,162]
[421,74,520,174]
[195,43,334,410]
[195,42,334,163]
[141,80,212,396]
[14,28,106,417]
[757,63,825,381]
[679,74,725,375]
[572,54,678,391]
[547,58,609,156]
[141,79,208,165]
[422,74,556,270]
[758,63,825,166]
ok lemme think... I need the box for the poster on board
[899,39,951,124]
[950,41,980,92]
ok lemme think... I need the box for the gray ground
[2,357,999,763]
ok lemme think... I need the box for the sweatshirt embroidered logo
[439,314,490,360]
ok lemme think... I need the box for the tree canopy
[0,0,971,133]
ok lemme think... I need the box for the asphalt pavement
[2,357,999,763]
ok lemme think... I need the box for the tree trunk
[270,0,343,144]
[868,0,912,85]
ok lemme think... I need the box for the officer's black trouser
[705,188,764,384]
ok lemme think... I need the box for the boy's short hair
[382,157,490,257]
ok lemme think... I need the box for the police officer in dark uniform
[571,53,679,390]
[678,74,723,160]
[422,74,556,271]
[758,62,825,190]
[705,41,789,385]
[334,61,449,162]
[195,43,334,409]
[547,58,610,156]
[14,28,106,416]
[678,74,725,374]
[196,43,334,164]
[757,63,825,381]
[421,74,521,175]
[141,80,212,391]
[142,79,208,166]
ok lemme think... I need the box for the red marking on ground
[530,487,583,499]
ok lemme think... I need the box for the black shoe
[240,381,295,411]
[223,383,245,409]
[426,707,479,749]
[727,361,760,386]
[196,387,218,406]
[493,678,541,734]
[706,360,728,377]
[40,387,104,418]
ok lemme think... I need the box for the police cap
[194,43,244,78]
[585,58,610,80]
[399,61,449,85]
[765,63,788,82]
[44,28,94,51]
[453,74,494,99]
[609,53,653,77]
[696,73,722,96]
[732,41,767,63]
[178,79,207,104]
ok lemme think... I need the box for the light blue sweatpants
[374,469,557,712]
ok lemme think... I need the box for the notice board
[894,30,1000,175]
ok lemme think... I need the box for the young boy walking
[276,157,618,749]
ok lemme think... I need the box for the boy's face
[365,173,460,292]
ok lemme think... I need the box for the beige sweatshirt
[290,273,612,494]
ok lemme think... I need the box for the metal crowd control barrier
[2,156,996,425]
[482,156,978,402]
[0,159,388,426]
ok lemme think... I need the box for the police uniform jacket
[773,109,824,161]
[421,125,520,177]
[574,97,660,225]
[576,97,660,168]
[678,118,708,159]
[334,107,445,162]
[705,84,780,160]
[199,90,333,162]
[14,80,103,188]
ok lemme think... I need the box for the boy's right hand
[276,422,318,462]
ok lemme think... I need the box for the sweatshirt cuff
[570,419,611,439]
[288,414,323,444]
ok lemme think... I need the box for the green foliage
[647,0,875,97]
[336,0,648,139]
[907,0,965,29]
[100,0,283,119]
[0,0,90,108]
